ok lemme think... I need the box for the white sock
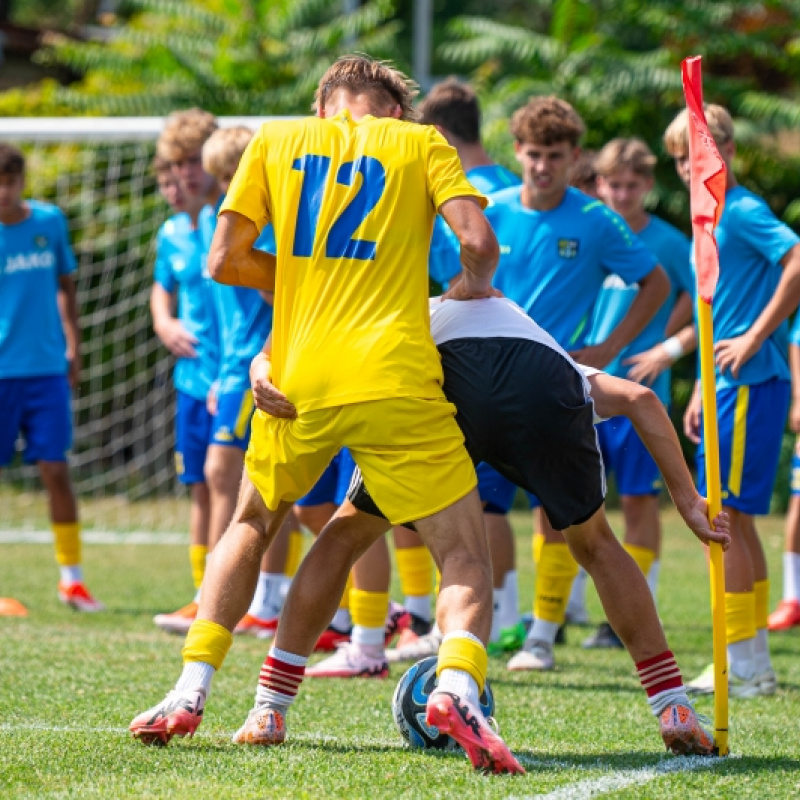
[490,590,502,643]
[498,570,520,629]
[193,587,202,603]
[351,624,384,648]
[753,628,772,674]
[255,646,307,710]
[566,568,588,616]
[404,594,432,621]
[59,565,83,585]
[436,668,481,706]
[175,661,215,694]
[278,575,292,604]
[728,638,756,679]
[330,608,351,631]
[248,572,283,619]
[528,618,560,646]
[648,686,690,717]
[647,560,661,606]
[784,552,800,601]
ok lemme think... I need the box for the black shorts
[348,337,606,531]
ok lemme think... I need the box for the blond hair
[157,108,218,162]
[510,96,585,147]
[595,138,657,179]
[663,104,734,156]
[314,55,419,121]
[202,126,254,179]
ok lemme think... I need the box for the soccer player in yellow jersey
[130,55,523,775]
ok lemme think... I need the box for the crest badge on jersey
[34,235,49,249]
[558,238,579,259]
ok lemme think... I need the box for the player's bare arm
[587,371,730,550]
[57,274,82,389]
[790,342,800,432]
[715,242,800,378]
[571,264,670,369]
[623,291,696,385]
[149,282,198,358]
[438,196,499,300]
[208,210,277,292]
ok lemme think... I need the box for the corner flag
[681,54,729,757]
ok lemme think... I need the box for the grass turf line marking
[0,530,186,545]
[509,755,726,800]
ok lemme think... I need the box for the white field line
[0,530,186,545]
[509,754,727,800]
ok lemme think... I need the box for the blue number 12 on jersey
[291,154,386,260]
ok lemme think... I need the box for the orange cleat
[129,689,206,746]
[231,707,287,746]
[58,582,104,612]
[234,613,279,639]
[153,601,198,634]
[768,599,800,631]
[659,703,714,756]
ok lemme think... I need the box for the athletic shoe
[582,622,624,649]
[314,624,352,652]
[231,706,286,746]
[129,688,206,746]
[387,629,443,663]
[234,613,279,639]
[306,642,389,678]
[659,703,714,756]
[564,606,591,625]
[768,599,800,631]
[384,601,411,645]
[0,597,28,616]
[153,601,198,634]
[506,639,555,671]
[426,691,525,775]
[58,581,105,612]
[487,622,527,655]
[687,662,777,697]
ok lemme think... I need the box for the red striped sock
[257,653,306,708]
[636,650,683,697]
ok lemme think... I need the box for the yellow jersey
[221,111,486,413]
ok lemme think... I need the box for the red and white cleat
[234,613,279,639]
[58,581,105,613]
[659,703,714,756]
[306,642,389,679]
[231,707,287,746]
[129,689,206,746]
[426,691,525,775]
[153,601,198,634]
[768,599,800,631]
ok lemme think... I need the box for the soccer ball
[391,655,495,750]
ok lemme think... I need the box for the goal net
[1,117,274,534]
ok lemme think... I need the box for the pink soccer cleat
[129,689,206,746]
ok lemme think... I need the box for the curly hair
[156,108,218,162]
[510,96,585,147]
[595,138,657,179]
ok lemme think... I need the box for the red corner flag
[681,56,726,303]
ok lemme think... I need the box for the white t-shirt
[429,296,604,421]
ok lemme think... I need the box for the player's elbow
[643,264,671,306]
[462,227,500,269]
[207,241,233,284]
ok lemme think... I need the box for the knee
[38,462,73,495]
[204,454,242,494]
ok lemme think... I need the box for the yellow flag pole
[696,298,728,756]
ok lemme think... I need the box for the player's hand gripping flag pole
[682,55,729,757]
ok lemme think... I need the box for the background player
[130,55,522,775]
[665,104,800,697]
[579,138,694,649]
[0,142,103,614]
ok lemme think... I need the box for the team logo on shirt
[558,238,579,258]
[34,235,49,249]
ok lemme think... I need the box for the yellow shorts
[245,396,476,526]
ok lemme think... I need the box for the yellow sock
[396,546,434,596]
[52,522,81,566]
[725,590,757,644]
[437,634,488,693]
[284,530,304,578]
[754,579,769,630]
[532,531,544,566]
[350,589,389,629]
[339,572,353,610]
[189,545,208,590]
[534,543,579,624]
[623,543,656,578]
[182,619,233,670]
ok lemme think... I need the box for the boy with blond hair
[665,104,800,696]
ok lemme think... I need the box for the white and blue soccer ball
[391,655,495,751]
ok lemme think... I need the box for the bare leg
[188,482,210,548]
[723,506,755,592]
[564,507,668,663]
[415,488,493,642]
[204,444,244,551]
[274,502,389,656]
[352,534,392,593]
[294,502,336,536]
[621,494,661,555]
[196,471,290,631]
[38,461,77,523]
[485,511,515,589]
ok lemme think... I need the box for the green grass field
[2,509,800,799]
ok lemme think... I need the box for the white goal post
[0,116,279,533]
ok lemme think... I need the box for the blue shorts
[0,375,72,465]
[175,391,213,485]
[698,379,790,515]
[476,462,541,514]
[596,414,662,496]
[211,389,255,449]
[790,435,800,496]
[295,448,356,507]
